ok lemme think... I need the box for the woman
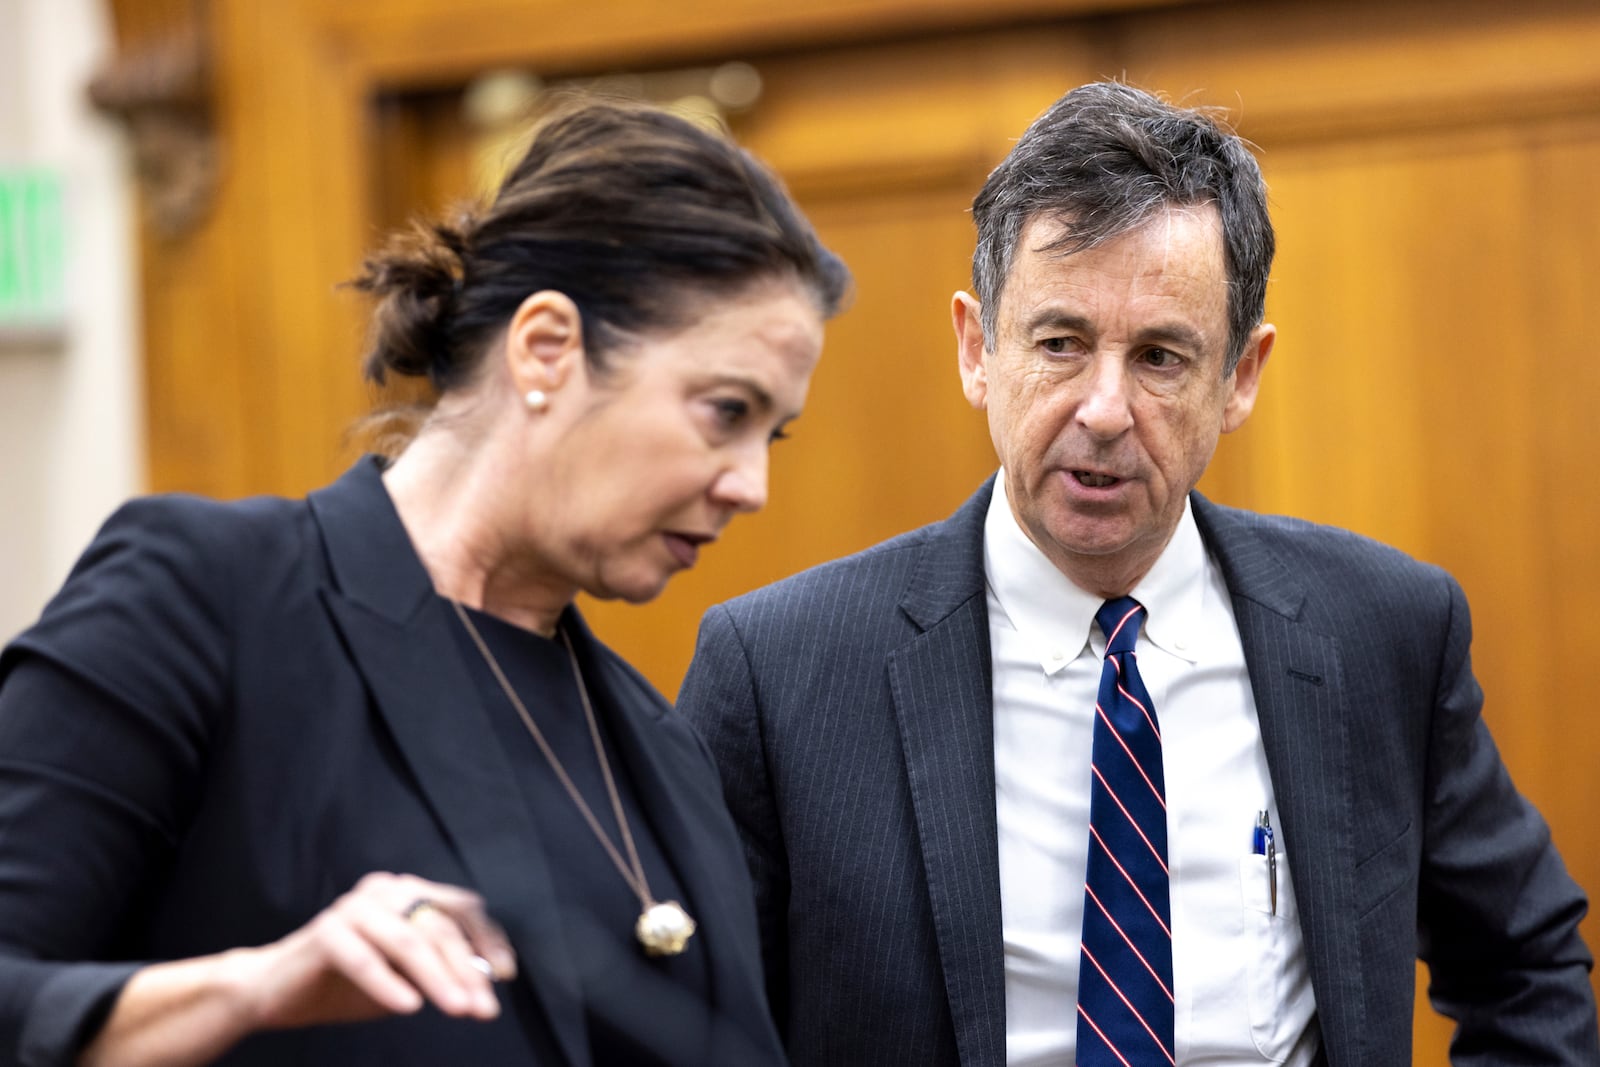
[0,101,848,1066]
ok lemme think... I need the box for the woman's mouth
[663,532,711,568]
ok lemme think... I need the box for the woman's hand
[80,873,518,1067]
[237,871,517,1029]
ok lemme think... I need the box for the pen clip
[1254,810,1278,917]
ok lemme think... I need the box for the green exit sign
[0,168,67,339]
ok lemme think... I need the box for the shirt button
[1174,638,1188,651]
[1050,648,1065,662]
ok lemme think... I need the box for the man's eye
[713,398,749,426]
[1144,348,1181,368]
[1042,337,1068,354]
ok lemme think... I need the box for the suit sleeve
[1417,575,1599,1063]
[0,497,228,1065]
[677,604,791,1039]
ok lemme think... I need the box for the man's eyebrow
[1021,310,1093,336]
[1020,310,1211,352]
[1138,321,1209,351]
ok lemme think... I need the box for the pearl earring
[523,389,549,414]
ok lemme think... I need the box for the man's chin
[1036,511,1145,560]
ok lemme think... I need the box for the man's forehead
[1005,209,1223,298]
[1020,203,1224,261]
[998,206,1230,342]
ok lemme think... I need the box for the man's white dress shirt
[986,475,1320,1065]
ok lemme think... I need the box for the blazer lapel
[562,612,779,1064]
[307,461,591,1067]
[887,481,1008,1067]
[1193,494,1365,1066]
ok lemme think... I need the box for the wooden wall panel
[1118,0,1600,143]
[1206,115,1600,1056]
[139,218,254,495]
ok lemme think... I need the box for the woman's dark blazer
[0,458,784,1066]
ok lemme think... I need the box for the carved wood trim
[89,1,219,238]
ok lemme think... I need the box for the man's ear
[953,291,989,411]
[504,290,585,398]
[1222,322,1275,434]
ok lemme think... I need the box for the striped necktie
[1076,597,1175,1066]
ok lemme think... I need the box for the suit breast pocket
[1238,853,1316,1062]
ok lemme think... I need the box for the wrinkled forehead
[1020,202,1224,269]
[997,206,1232,341]
[1009,205,1224,288]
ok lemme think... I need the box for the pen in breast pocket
[1254,810,1277,916]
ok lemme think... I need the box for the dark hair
[354,100,851,391]
[971,81,1273,373]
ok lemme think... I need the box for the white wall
[0,0,141,641]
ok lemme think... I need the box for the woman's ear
[504,290,585,399]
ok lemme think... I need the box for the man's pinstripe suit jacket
[679,478,1597,1066]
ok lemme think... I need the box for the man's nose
[1074,355,1135,439]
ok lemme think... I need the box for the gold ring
[401,897,439,921]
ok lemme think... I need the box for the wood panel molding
[1120,0,1600,144]
[315,0,1185,89]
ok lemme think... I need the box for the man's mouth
[1072,470,1121,488]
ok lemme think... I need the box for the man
[678,82,1599,1065]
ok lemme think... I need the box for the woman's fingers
[377,896,498,1017]
[411,885,518,982]
[312,910,426,1016]
[250,872,515,1031]
[337,874,506,1020]
[387,875,515,984]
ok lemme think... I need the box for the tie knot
[1096,597,1145,657]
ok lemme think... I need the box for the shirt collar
[982,471,1208,672]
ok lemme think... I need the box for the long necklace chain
[449,601,697,956]
[451,600,652,903]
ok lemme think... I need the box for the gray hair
[971,81,1274,373]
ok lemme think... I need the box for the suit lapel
[1193,495,1366,1066]
[888,481,1008,1067]
[307,461,591,1067]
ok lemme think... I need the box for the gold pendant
[636,900,697,956]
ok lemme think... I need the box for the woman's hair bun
[352,214,474,386]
